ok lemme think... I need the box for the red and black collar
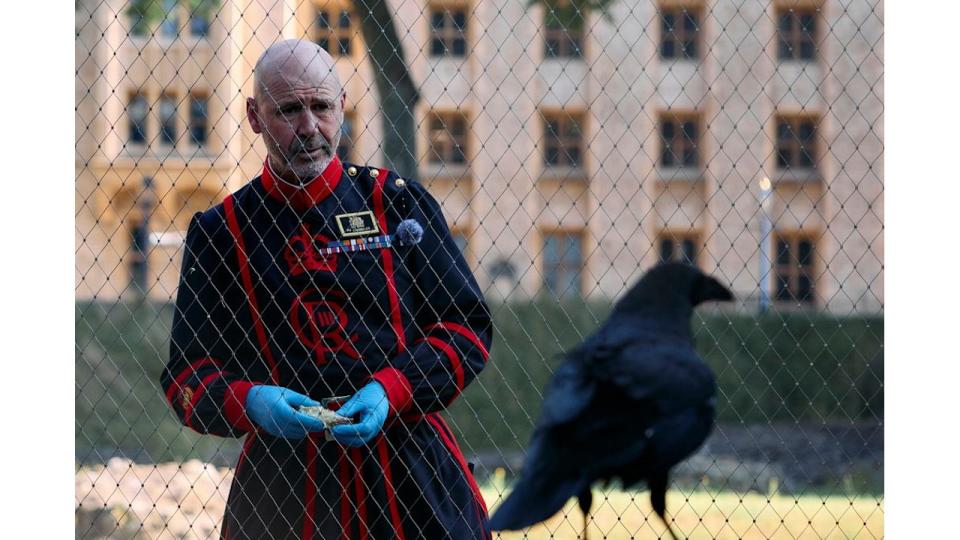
[261,155,343,211]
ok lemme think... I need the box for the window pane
[779,13,792,32]
[683,11,698,31]
[798,121,815,141]
[662,121,675,140]
[684,40,697,59]
[129,95,148,145]
[316,11,329,28]
[660,239,674,262]
[567,148,580,167]
[339,11,351,28]
[683,147,696,167]
[431,38,445,56]
[570,37,583,58]
[776,148,790,169]
[661,39,675,59]
[545,38,559,57]
[159,96,177,146]
[452,37,466,56]
[682,239,696,264]
[453,12,466,31]
[662,13,675,32]
[431,12,445,30]
[662,148,675,167]
[798,240,813,266]
[545,146,559,165]
[189,96,207,146]
[682,121,696,139]
[797,274,813,302]
[189,16,210,37]
[776,239,791,265]
[800,39,815,60]
[338,38,350,55]
[778,39,792,60]
[775,274,792,301]
[777,121,791,141]
[800,14,816,33]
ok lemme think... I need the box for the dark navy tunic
[160,156,493,539]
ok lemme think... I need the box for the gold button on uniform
[395,178,406,188]
[347,166,357,176]
[370,169,380,178]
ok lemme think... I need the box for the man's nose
[294,111,321,137]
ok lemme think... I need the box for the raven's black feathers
[488,263,733,536]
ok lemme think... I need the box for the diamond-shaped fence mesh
[75,0,882,538]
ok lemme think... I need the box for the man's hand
[245,385,326,439]
[329,382,389,447]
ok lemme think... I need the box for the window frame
[313,3,356,58]
[543,7,585,59]
[158,93,179,148]
[541,110,587,172]
[776,5,819,62]
[127,92,150,147]
[772,231,818,306]
[659,111,701,170]
[429,4,468,58]
[659,4,702,61]
[540,229,586,299]
[656,230,701,267]
[427,110,470,166]
[188,94,209,147]
[774,113,819,174]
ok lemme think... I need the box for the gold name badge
[335,210,380,238]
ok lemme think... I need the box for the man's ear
[246,97,262,134]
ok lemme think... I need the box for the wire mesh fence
[75,0,883,538]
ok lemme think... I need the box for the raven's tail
[577,487,593,540]
[488,473,585,532]
[649,471,679,540]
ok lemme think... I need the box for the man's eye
[280,105,300,115]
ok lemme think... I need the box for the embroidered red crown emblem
[285,225,337,276]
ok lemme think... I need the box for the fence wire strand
[76,0,883,538]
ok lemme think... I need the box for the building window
[660,113,700,168]
[161,0,179,37]
[159,95,178,146]
[658,232,699,266]
[314,5,354,56]
[776,115,817,171]
[189,95,208,146]
[544,6,584,59]
[189,14,210,37]
[774,233,816,304]
[777,7,817,61]
[338,110,355,162]
[430,6,467,57]
[660,6,700,60]
[128,93,149,146]
[542,232,584,299]
[542,112,585,169]
[428,111,469,165]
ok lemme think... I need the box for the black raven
[487,262,733,539]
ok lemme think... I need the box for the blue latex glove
[245,385,326,439]
[329,382,389,447]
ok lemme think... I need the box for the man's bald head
[253,39,342,103]
[247,39,347,184]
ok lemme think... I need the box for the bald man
[161,39,493,539]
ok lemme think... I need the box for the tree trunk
[356,0,420,177]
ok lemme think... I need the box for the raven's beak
[692,275,734,305]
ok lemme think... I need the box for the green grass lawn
[482,484,883,540]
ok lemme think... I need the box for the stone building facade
[75,0,883,314]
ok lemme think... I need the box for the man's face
[247,72,345,183]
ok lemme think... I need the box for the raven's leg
[649,471,679,540]
[576,488,593,540]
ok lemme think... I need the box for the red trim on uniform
[223,380,256,432]
[224,195,280,384]
[184,372,224,430]
[376,437,406,540]
[371,168,407,354]
[338,449,352,540]
[427,414,489,515]
[350,447,370,540]
[371,367,414,416]
[165,357,221,405]
[425,322,490,361]
[261,156,343,211]
[302,434,319,540]
[422,336,465,394]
